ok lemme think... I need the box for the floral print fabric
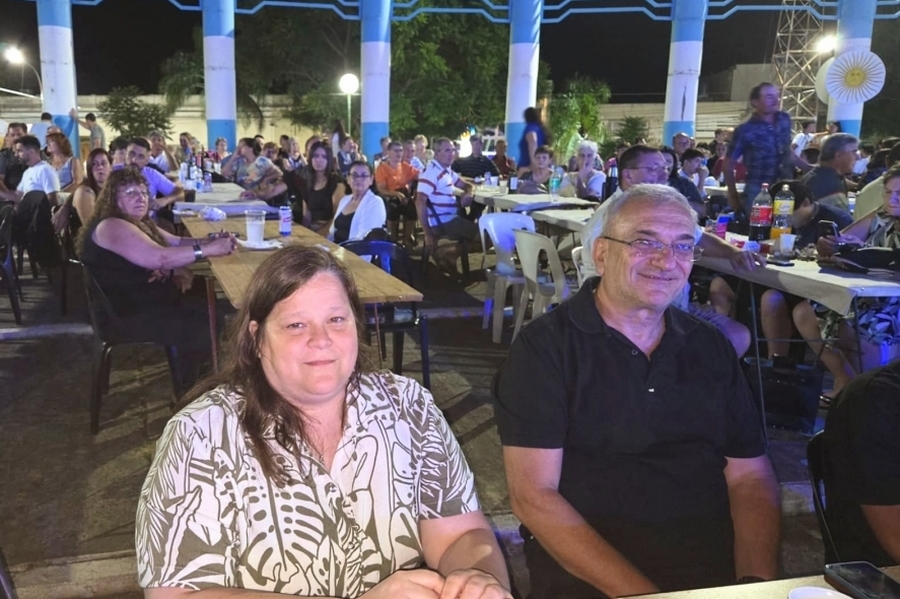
[136,372,479,596]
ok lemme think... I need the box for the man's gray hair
[820,133,858,162]
[577,139,598,154]
[600,184,697,237]
[432,136,452,150]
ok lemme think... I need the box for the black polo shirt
[824,360,900,566]
[493,278,766,596]
[451,154,499,179]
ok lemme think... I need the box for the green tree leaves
[96,86,172,138]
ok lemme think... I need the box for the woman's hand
[361,569,444,599]
[239,189,258,200]
[204,235,237,257]
[817,233,864,257]
[172,267,194,292]
[439,568,513,599]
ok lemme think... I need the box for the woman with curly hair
[78,166,237,386]
[46,130,83,192]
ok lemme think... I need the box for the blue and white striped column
[360,0,392,161]
[827,0,877,138]
[505,0,542,166]
[203,0,236,152]
[37,0,79,157]
[662,0,708,145]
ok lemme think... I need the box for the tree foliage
[549,74,612,162]
[616,116,650,145]
[159,27,267,129]
[96,87,172,138]
[158,2,527,140]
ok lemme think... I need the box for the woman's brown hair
[76,166,168,254]
[46,131,73,157]
[183,246,371,485]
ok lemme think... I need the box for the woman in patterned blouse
[136,246,512,599]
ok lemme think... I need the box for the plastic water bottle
[203,172,213,193]
[549,167,562,200]
[279,205,292,236]
[749,183,773,242]
[771,184,795,241]
[509,175,518,194]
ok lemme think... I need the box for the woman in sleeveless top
[816,166,900,374]
[77,167,237,387]
[72,148,112,227]
[47,131,83,192]
[292,140,348,235]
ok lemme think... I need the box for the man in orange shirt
[375,140,420,247]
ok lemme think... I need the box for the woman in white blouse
[560,140,606,200]
[328,161,387,243]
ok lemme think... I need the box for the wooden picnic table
[183,216,423,368]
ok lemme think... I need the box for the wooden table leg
[206,276,219,372]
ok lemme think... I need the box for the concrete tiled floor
[0,254,829,597]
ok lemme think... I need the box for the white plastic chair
[571,245,587,287]
[480,213,536,343]
[513,229,577,340]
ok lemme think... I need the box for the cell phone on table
[767,258,794,267]
[824,561,900,599]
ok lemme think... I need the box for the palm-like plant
[549,74,612,165]
[158,27,266,131]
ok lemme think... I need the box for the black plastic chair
[420,198,471,280]
[340,240,431,390]
[57,217,83,316]
[0,545,17,599]
[82,268,185,434]
[0,204,23,324]
[807,430,841,563]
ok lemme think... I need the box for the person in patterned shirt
[136,246,512,599]
[723,82,811,217]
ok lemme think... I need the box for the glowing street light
[1,44,43,97]
[816,35,837,55]
[339,73,359,137]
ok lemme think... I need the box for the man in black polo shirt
[824,359,900,566]
[452,134,498,221]
[800,133,859,212]
[494,184,780,598]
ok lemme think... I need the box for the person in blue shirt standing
[723,83,811,218]
[517,106,549,174]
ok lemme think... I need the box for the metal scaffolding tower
[771,0,826,127]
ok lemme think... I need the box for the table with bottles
[172,182,276,219]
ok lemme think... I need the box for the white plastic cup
[245,210,267,245]
[779,233,797,256]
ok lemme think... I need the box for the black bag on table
[742,355,823,434]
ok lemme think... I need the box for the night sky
[0,0,779,100]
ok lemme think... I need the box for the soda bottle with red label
[749,183,773,242]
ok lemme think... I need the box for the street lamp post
[339,73,359,137]
[1,45,43,98]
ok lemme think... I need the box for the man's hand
[729,249,766,271]
[68,108,77,119]
[239,189,257,200]
[460,192,473,208]
[439,569,512,599]
[360,570,444,599]
[424,231,437,251]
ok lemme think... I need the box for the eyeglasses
[349,173,372,180]
[628,165,669,174]
[121,188,150,199]
[601,236,703,262]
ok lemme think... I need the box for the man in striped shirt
[416,137,477,274]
